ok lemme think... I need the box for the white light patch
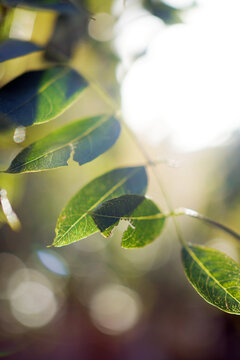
[113,3,164,68]
[9,269,58,328]
[10,281,57,328]
[13,127,26,144]
[120,0,240,151]
[0,189,21,231]
[10,9,36,41]
[90,284,142,335]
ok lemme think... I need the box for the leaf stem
[86,75,188,247]
[174,207,240,242]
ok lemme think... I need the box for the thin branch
[84,75,188,247]
[176,208,240,242]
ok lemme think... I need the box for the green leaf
[52,166,148,247]
[0,66,87,126]
[6,114,121,173]
[182,245,240,314]
[91,194,145,233]
[91,194,166,247]
[122,197,166,248]
[0,39,42,63]
[1,0,78,13]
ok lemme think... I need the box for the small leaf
[0,39,42,63]
[182,245,240,314]
[91,194,166,247]
[52,166,148,247]
[91,194,144,233]
[2,0,78,13]
[6,114,121,173]
[0,66,87,126]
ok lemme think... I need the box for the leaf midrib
[186,245,240,307]
[54,168,141,245]
[9,115,110,172]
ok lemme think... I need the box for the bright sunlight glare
[117,0,240,151]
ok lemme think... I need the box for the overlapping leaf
[52,167,148,247]
[0,39,42,63]
[0,66,87,126]
[121,196,166,248]
[182,244,240,314]
[6,115,121,173]
[91,194,166,247]
[1,0,78,13]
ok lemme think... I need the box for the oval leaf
[182,245,240,314]
[0,39,42,63]
[2,0,78,13]
[52,167,148,247]
[91,194,166,247]
[0,66,88,126]
[6,115,121,173]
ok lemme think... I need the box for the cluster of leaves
[1,0,240,316]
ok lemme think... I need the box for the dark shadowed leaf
[91,194,166,247]
[1,0,78,13]
[91,194,144,233]
[182,244,240,314]
[52,167,148,247]
[45,12,88,63]
[0,39,42,63]
[6,115,121,173]
[143,0,184,24]
[0,66,88,126]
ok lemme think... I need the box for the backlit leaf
[52,167,148,247]
[6,114,121,173]
[0,66,87,126]
[91,194,144,233]
[91,194,166,247]
[122,196,166,248]
[182,244,240,314]
[0,39,42,63]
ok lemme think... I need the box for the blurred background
[0,0,240,359]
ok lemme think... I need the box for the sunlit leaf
[52,167,148,247]
[0,66,88,126]
[6,114,121,173]
[91,194,166,247]
[122,197,165,248]
[1,0,78,13]
[182,244,240,314]
[0,39,42,63]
